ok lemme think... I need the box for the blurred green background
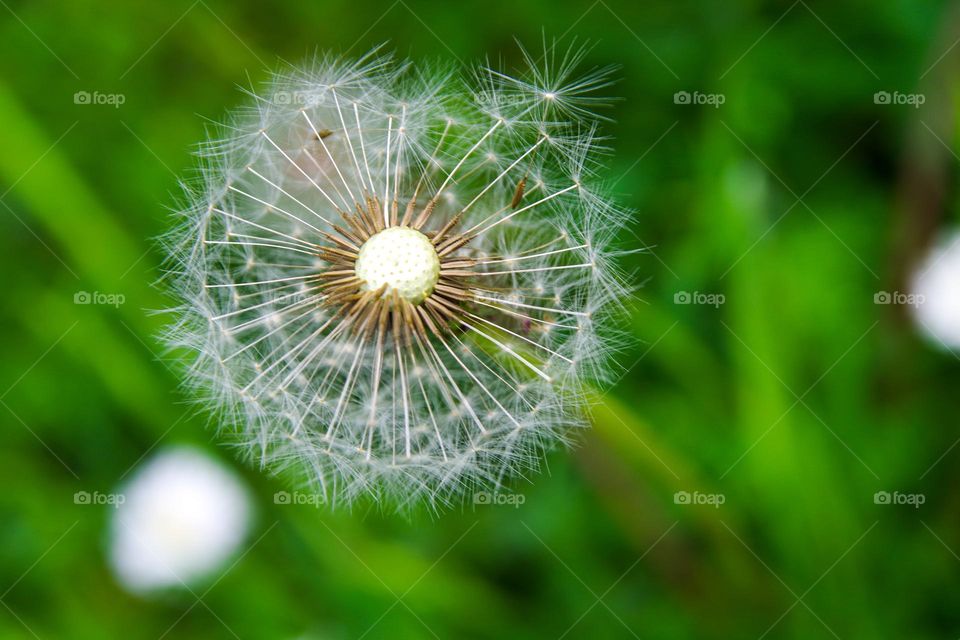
[2,0,959,637]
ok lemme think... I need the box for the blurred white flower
[109,446,252,593]
[910,230,960,350]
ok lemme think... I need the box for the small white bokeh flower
[910,229,960,350]
[109,446,252,593]
[163,46,630,510]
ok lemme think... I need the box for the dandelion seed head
[162,44,632,512]
[109,447,252,593]
[910,229,960,350]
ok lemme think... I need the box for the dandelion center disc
[354,227,440,304]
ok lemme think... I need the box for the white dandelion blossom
[163,47,632,510]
